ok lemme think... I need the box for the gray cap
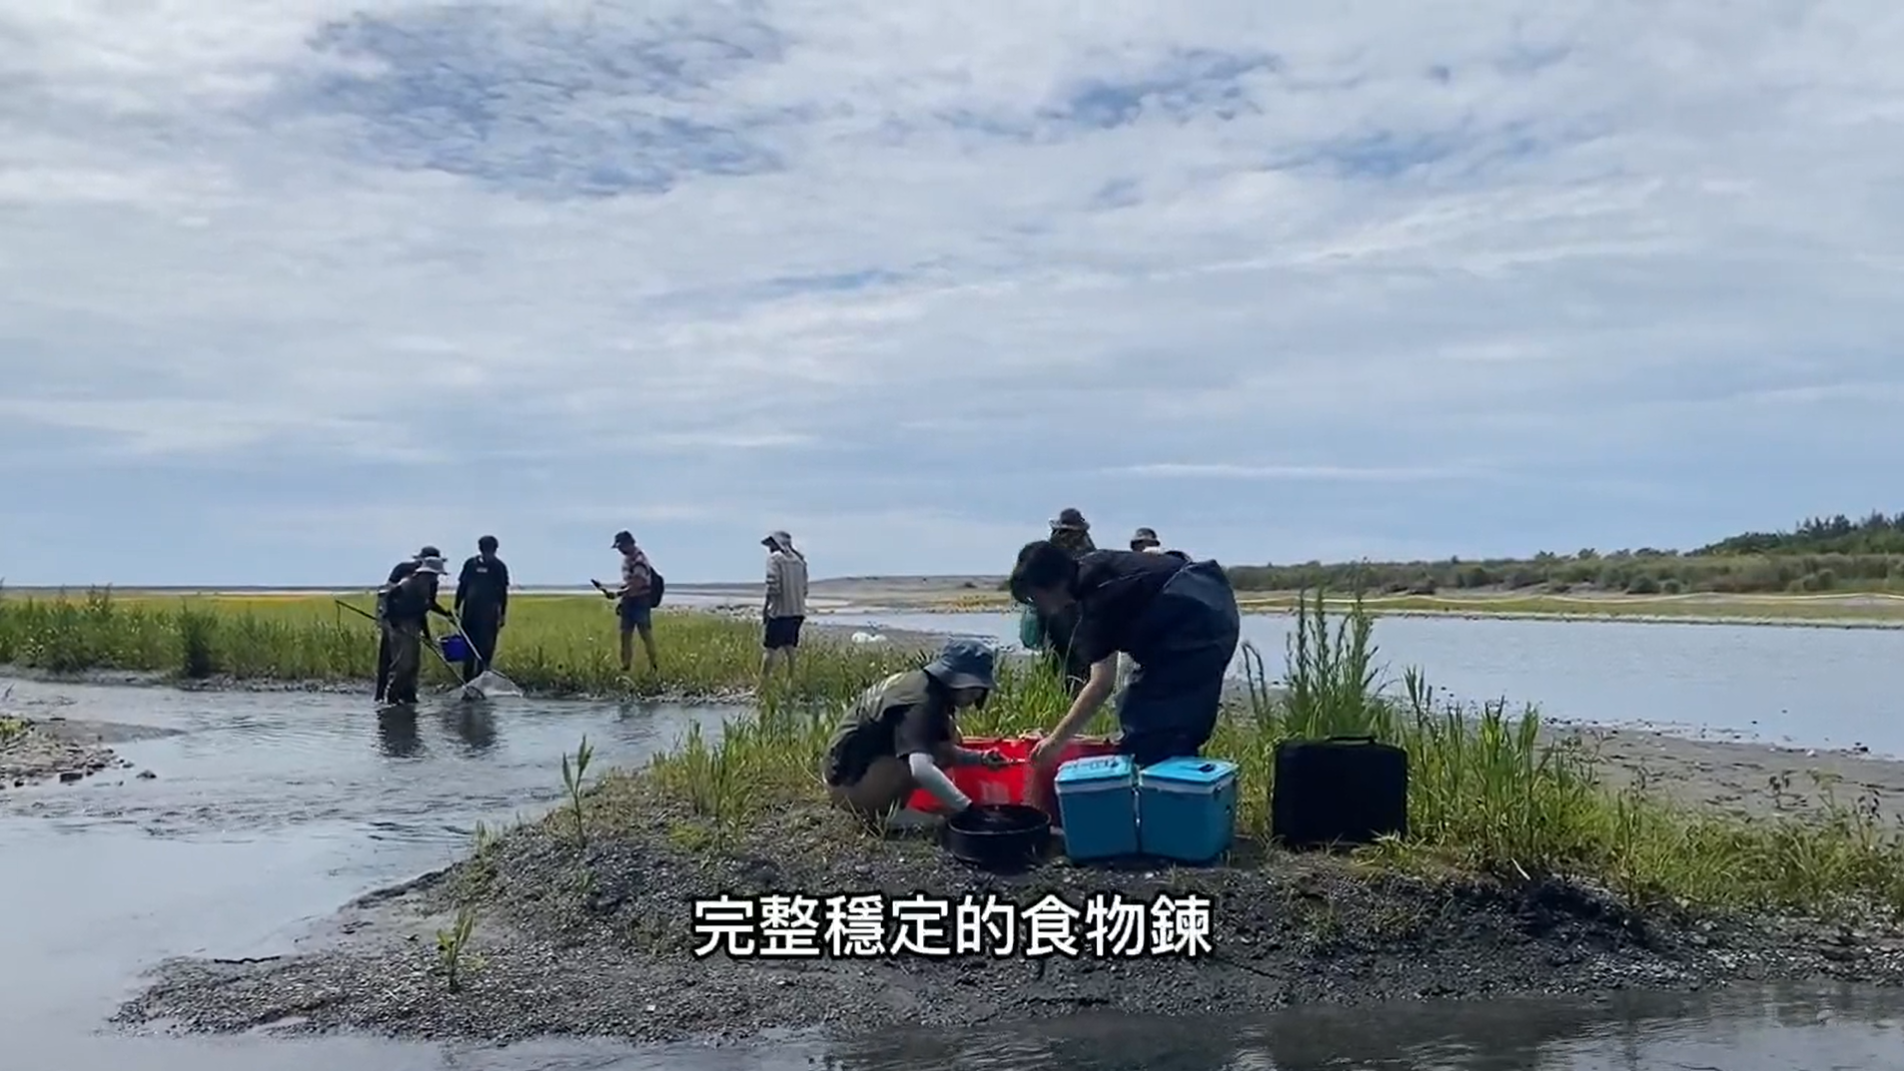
[922,638,996,691]
[762,529,793,548]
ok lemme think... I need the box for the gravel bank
[115,774,1904,1047]
[0,709,160,789]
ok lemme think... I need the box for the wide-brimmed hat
[922,638,996,691]
[1130,526,1160,548]
[1049,507,1090,532]
[761,529,793,548]
[417,545,442,559]
[415,556,447,575]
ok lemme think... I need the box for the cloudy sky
[4,1,1901,586]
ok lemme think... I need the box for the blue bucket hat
[922,638,996,691]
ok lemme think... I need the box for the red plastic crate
[907,734,1121,820]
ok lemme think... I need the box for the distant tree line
[1222,511,1904,596]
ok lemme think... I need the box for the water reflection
[439,705,498,753]
[818,984,1903,1070]
[375,708,422,758]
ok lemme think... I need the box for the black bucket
[941,803,1051,872]
[1271,735,1409,850]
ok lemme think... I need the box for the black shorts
[763,615,804,650]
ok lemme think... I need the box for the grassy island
[112,596,1904,1046]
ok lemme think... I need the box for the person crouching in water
[381,556,453,705]
[1010,540,1241,774]
[822,638,1009,823]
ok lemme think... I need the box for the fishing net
[459,669,522,699]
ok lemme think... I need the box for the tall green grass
[646,590,1904,918]
[0,588,917,701]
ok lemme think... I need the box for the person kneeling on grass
[1010,540,1242,775]
[822,638,1010,823]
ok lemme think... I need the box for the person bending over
[1010,541,1241,773]
[375,544,440,702]
[453,535,510,683]
[381,556,453,705]
[822,638,1008,822]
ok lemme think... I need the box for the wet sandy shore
[1568,725,1904,824]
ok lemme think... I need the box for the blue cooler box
[1053,754,1139,861]
[1137,757,1239,864]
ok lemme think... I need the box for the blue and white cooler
[1137,757,1239,864]
[1052,754,1139,861]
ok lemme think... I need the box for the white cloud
[4,0,1904,583]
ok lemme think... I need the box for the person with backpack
[597,530,661,674]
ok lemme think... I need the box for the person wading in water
[375,544,440,703]
[453,535,510,683]
[381,556,453,705]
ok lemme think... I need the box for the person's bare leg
[758,648,778,691]
[619,627,634,673]
[782,646,797,679]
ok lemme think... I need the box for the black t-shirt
[456,554,510,615]
[824,670,955,786]
[1066,549,1187,667]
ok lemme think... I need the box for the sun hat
[418,545,442,559]
[922,638,996,691]
[1049,507,1090,532]
[1130,526,1160,548]
[415,556,447,575]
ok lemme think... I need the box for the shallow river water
[3,624,1903,1068]
[824,611,1904,757]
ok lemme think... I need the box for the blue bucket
[440,634,471,663]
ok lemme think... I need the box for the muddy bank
[1556,725,1904,824]
[0,709,167,788]
[117,770,1904,1048]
